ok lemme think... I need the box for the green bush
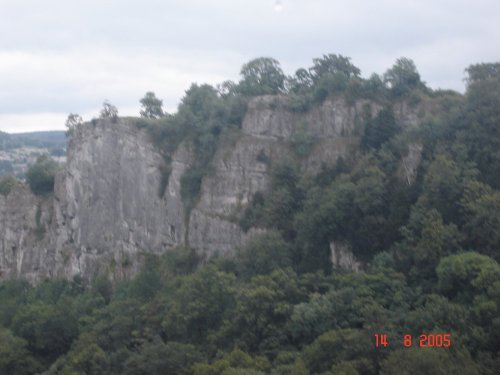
[180,166,204,216]
[26,155,58,195]
[361,108,399,150]
[236,230,292,279]
[0,174,17,196]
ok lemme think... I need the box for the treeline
[0,246,498,374]
[0,131,66,152]
[134,54,430,216]
[1,57,500,374]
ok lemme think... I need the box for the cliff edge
[0,96,430,281]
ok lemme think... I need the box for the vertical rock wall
[0,96,430,281]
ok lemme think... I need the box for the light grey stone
[0,97,434,282]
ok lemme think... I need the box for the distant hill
[0,130,66,178]
[0,130,66,151]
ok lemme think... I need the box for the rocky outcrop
[398,143,423,185]
[0,96,430,282]
[0,184,54,280]
[1,120,194,282]
[329,241,362,272]
[188,96,382,257]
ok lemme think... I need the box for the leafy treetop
[99,100,118,121]
[140,92,165,119]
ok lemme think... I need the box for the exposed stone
[398,143,423,185]
[330,241,362,272]
[0,120,193,282]
[0,96,436,282]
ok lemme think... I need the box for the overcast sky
[1,0,499,133]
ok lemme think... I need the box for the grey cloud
[1,0,499,131]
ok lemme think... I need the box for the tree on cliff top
[140,92,165,119]
[309,54,361,82]
[64,113,82,137]
[384,57,422,96]
[238,57,285,96]
[99,100,118,122]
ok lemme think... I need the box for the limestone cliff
[0,97,430,282]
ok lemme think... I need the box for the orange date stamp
[374,333,452,348]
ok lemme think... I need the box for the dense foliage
[139,92,165,119]
[0,174,17,195]
[1,57,500,374]
[136,82,247,212]
[26,155,58,196]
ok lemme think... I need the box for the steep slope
[0,97,430,282]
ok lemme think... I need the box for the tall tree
[384,57,421,96]
[99,100,118,121]
[308,54,361,101]
[459,63,500,188]
[309,54,361,82]
[65,113,82,137]
[140,92,164,119]
[238,57,285,96]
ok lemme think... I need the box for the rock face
[1,120,193,282]
[0,185,54,280]
[398,143,423,185]
[329,241,362,272]
[0,97,428,282]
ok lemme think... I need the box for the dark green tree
[124,338,201,375]
[140,92,164,119]
[309,54,361,82]
[395,207,462,288]
[162,265,236,343]
[415,154,465,222]
[458,63,500,188]
[286,68,315,111]
[362,73,388,99]
[308,54,361,101]
[384,57,421,96]
[0,328,41,375]
[0,174,17,196]
[236,230,292,279]
[361,108,399,150]
[436,252,500,303]
[11,302,78,363]
[229,269,301,353]
[302,329,375,374]
[55,335,110,375]
[65,113,83,137]
[26,155,58,195]
[380,347,479,375]
[461,181,500,260]
[287,68,314,93]
[238,57,285,96]
[465,63,500,86]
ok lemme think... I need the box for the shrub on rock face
[0,174,17,196]
[26,155,58,195]
[99,100,118,122]
[65,113,83,137]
